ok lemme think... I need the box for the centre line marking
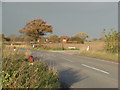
[82,64,109,74]
[62,57,73,62]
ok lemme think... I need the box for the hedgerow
[2,46,60,88]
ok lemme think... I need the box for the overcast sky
[2,2,118,39]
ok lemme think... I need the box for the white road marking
[62,57,73,62]
[82,64,110,74]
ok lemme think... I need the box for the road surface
[24,49,118,88]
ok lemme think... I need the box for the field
[42,41,105,51]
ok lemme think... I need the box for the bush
[69,37,84,44]
[2,47,60,88]
[48,35,60,43]
[92,38,98,41]
[102,30,120,53]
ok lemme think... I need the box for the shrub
[48,35,60,43]
[69,37,84,44]
[102,29,120,53]
[92,38,98,41]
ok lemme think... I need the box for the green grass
[2,46,61,88]
[79,51,118,62]
[34,47,79,51]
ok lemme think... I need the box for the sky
[1,2,118,39]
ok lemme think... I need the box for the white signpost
[61,39,67,50]
[33,45,35,48]
[86,46,90,51]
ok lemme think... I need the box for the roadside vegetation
[2,46,60,88]
[78,41,118,62]
[103,29,119,53]
[79,29,119,62]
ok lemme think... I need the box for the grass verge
[79,50,118,62]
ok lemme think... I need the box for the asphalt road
[25,49,118,88]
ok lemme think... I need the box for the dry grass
[77,41,118,62]
[16,45,32,48]
[43,41,118,62]
[79,50,118,62]
[42,41,105,51]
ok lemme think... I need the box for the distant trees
[19,19,53,42]
[69,37,84,44]
[2,34,25,42]
[92,38,98,41]
[0,33,11,42]
[74,32,88,41]
[48,35,59,43]
[47,34,87,44]
[7,34,17,41]
[68,32,89,44]
[45,32,89,44]
[4,37,11,42]
[99,37,104,41]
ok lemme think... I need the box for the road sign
[62,39,67,43]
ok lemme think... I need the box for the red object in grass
[13,46,16,49]
[29,56,34,63]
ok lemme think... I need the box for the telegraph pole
[62,42,64,50]
[62,39,67,50]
